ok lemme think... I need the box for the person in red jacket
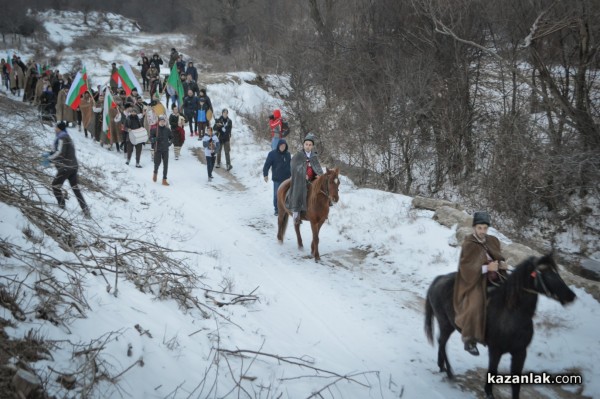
[269,109,283,150]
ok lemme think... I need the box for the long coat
[453,234,504,343]
[288,150,324,212]
[9,67,24,90]
[79,96,94,131]
[56,89,76,123]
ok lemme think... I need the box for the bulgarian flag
[117,62,143,96]
[65,67,89,110]
[101,90,117,140]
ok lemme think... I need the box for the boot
[464,340,479,356]
[162,179,169,186]
[226,164,232,171]
[152,172,157,182]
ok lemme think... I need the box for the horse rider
[288,132,324,225]
[453,211,509,356]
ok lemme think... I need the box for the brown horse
[277,168,340,261]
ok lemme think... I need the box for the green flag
[167,63,184,102]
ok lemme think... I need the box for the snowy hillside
[1,10,599,399]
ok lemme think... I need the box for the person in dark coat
[182,75,199,97]
[263,139,291,216]
[150,115,173,185]
[453,211,508,356]
[150,53,164,74]
[46,122,90,217]
[138,56,150,91]
[185,62,198,82]
[124,107,144,167]
[182,89,199,136]
[214,109,233,170]
[288,133,324,224]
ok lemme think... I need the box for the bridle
[309,173,338,204]
[522,268,553,297]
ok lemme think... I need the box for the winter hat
[304,132,317,144]
[131,87,138,93]
[56,121,67,131]
[472,211,491,226]
[273,109,281,119]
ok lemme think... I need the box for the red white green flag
[117,62,143,96]
[65,67,89,110]
[102,90,117,140]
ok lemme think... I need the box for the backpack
[281,120,290,137]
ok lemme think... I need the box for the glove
[40,152,50,167]
[264,176,268,182]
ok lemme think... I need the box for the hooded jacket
[263,139,291,182]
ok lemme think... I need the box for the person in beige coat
[9,65,25,96]
[78,91,95,138]
[56,86,77,126]
[453,211,508,356]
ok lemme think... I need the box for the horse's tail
[277,179,291,242]
[277,212,289,242]
[425,292,435,346]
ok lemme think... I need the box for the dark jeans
[216,140,231,166]
[52,168,87,210]
[185,111,196,134]
[272,180,281,212]
[206,155,215,178]
[127,141,143,164]
[154,150,169,179]
[197,121,207,136]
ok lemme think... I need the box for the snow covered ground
[1,10,599,399]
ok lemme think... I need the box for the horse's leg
[311,220,324,261]
[437,317,455,379]
[294,218,303,248]
[509,350,526,399]
[484,348,503,399]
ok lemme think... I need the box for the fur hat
[472,211,491,226]
[304,132,317,144]
[56,121,67,131]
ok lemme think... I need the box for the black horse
[424,254,576,399]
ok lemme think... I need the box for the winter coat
[196,100,210,122]
[269,116,282,139]
[79,96,94,130]
[453,234,505,343]
[150,124,173,152]
[185,66,198,82]
[288,150,324,212]
[138,58,150,78]
[183,80,199,96]
[214,116,232,143]
[202,133,220,158]
[48,130,78,171]
[9,65,24,90]
[182,95,198,114]
[56,89,76,122]
[263,139,291,182]
[150,56,163,73]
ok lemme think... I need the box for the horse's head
[530,254,576,305]
[326,168,340,204]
